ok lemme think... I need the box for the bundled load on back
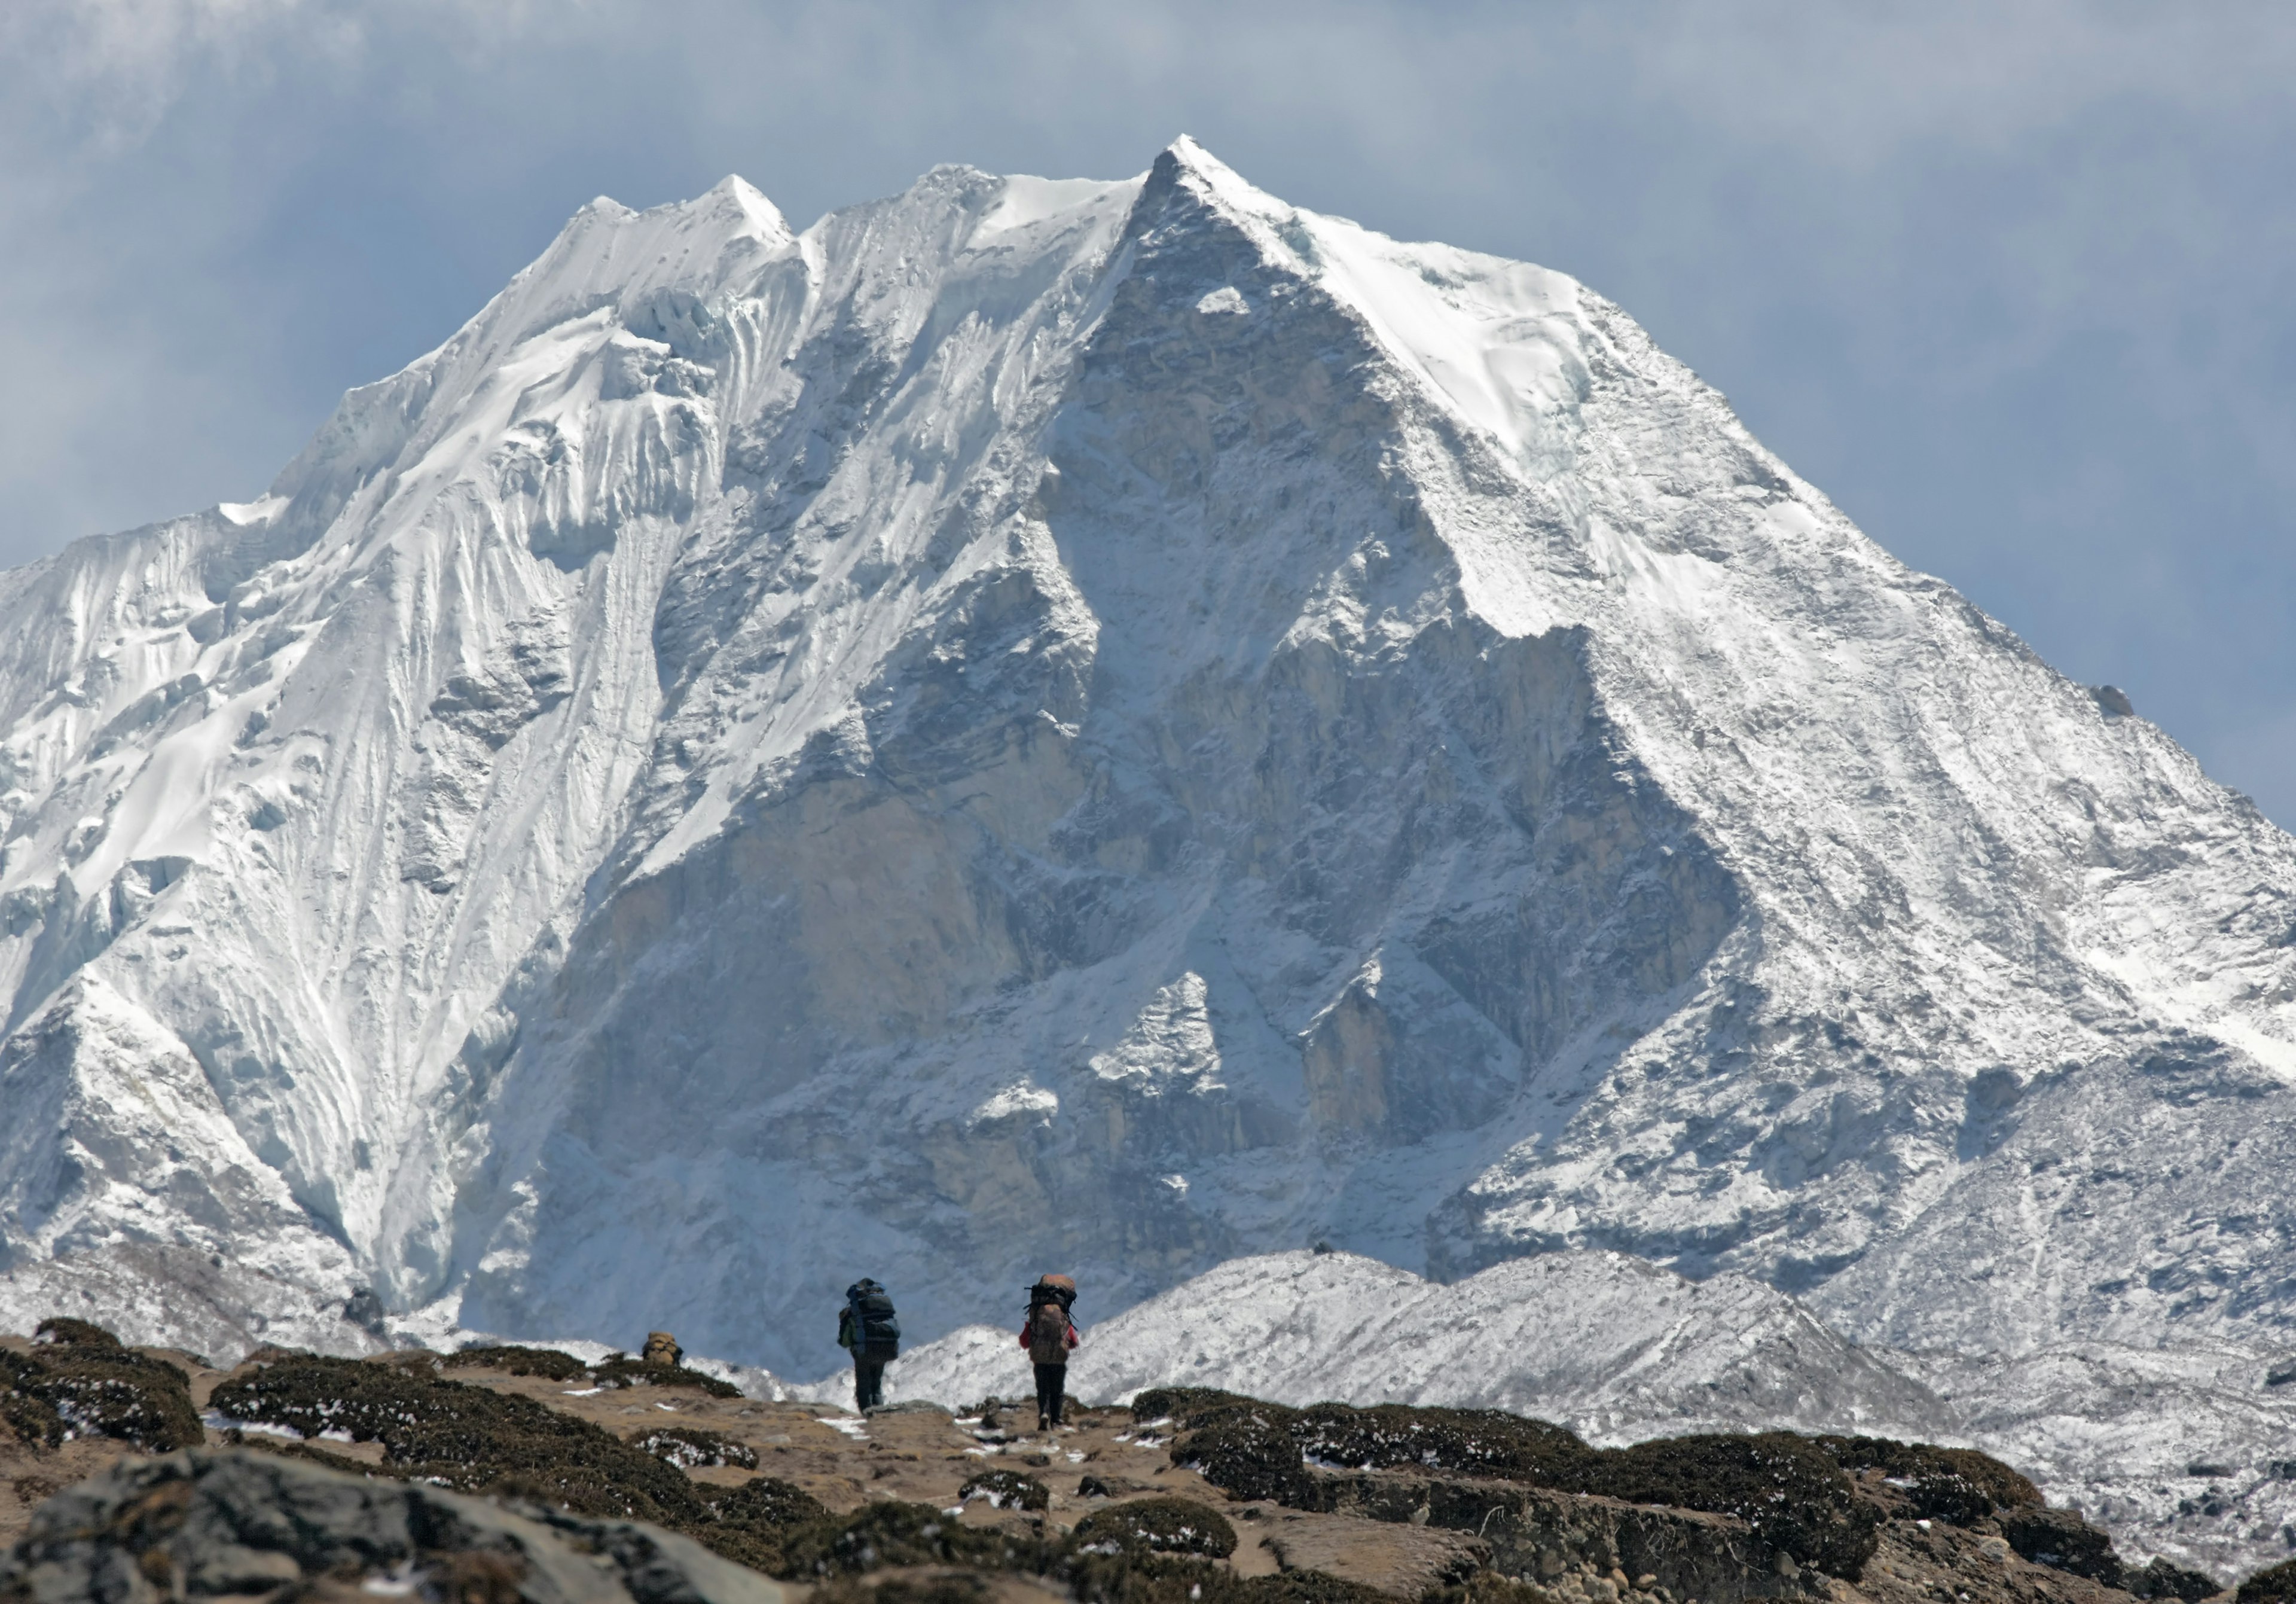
[1021,1274,1081,1433]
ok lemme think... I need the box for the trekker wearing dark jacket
[838,1277,900,1411]
[1018,1274,1080,1431]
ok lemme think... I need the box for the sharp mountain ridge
[1,139,2292,1380]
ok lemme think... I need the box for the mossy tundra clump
[1170,1404,1312,1505]
[2242,1557,2296,1603]
[208,1353,708,1525]
[1812,1434,2040,1524]
[1064,1495,1395,1604]
[1587,1432,1879,1579]
[628,1423,759,1470]
[1143,1392,1895,1579]
[587,1350,741,1398]
[957,1466,1049,1511]
[1071,1497,1237,1558]
[0,1317,200,1453]
[775,1499,1055,1578]
[692,1475,832,1573]
[441,1343,590,1382]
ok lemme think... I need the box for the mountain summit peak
[1149,132,1286,222]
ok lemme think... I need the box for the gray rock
[0,1449,789,1604]
[2092,684,2136,717]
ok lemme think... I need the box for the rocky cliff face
[2,139,2293,1376]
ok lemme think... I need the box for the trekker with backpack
[1018,1273,1080,1431]
[838,1277,901,1411]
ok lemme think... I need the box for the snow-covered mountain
[4,138,2295,1382]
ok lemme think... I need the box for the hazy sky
[2,2,2291,822]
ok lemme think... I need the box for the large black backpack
[847,1279,900,1357]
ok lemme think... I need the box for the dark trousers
[1033,1361,1065,1425]
[854,1357,887,1411]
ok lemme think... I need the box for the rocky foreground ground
[5,1320,2292,1604]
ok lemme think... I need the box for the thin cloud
[1614,1,2296,157]
[4,0,319,142]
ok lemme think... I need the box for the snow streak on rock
[2,141,2294,1390]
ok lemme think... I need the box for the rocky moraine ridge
[9,1316,2291,1604]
